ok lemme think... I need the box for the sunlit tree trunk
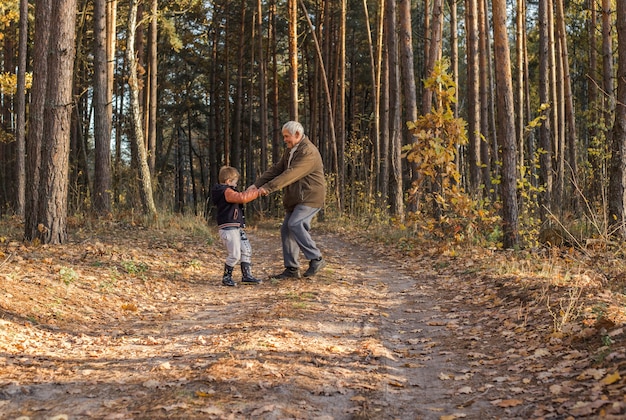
[15,0,28,217]
[586,0,599,200]
[231,2,245,170]
[516,0,525,167]
[128,0,157,219]
[381,43,390,206]
[270,0,280,167]
[25,0,51,240]
[548,0,563,208]
[147,0,157,175]
[34,0,77,244]
[256,0,268,172]
[93,0,112,214]
[538,0,553,215]
[399,0,418,209]
[421,0,443,114]
[493,0,519,248]
[555,0,578,211]
[338,0,346,212]
[602,0,614,148]
[386,0,403,219]
[608,0,626,238]
[448,0,458,119]
[465,0,481,194]
[478,0,491,195]
[288,0,298,120]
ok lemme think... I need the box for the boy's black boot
[222,264,236,287]
[241,262,262,284]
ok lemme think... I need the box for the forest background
[1,1,626,265]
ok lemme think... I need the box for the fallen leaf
[601,371,621,385]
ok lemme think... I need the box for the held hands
[247,184,269,197]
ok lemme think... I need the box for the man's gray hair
[282,121,304,136]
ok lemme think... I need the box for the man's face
[282,129,302,149]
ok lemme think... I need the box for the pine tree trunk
[288,0,298,121]
[36,0,78,244]
[538,0,553,216]
[608,0,626,237]
[385,0,404,219]
[93,0,112,215]
[25,0,51,240]
[465,0,482,194]
[127,0,157,219]
[493,0,519,248]
[15,0,28,217]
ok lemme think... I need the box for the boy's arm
[224,188,259,204]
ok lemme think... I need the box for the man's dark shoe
[272,267,301,279]
[304,257,326,277]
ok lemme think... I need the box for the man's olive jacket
[254,135,326,211]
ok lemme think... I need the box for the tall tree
[555,0,578,210]
[15,0,27,217]
[398,0,418,207]
[32,0,77,244]
[25,0,50,240]
[127,0,157,218]
[538,0,553,215]
[465,0,481,194]
[93,0,112,214]
[492,0,519,248]
[608,0,626,237]
[288,0,298,120]
[146,0,158,175]
[385,0,403,218]
[422,0,443,113]
[478,0,492,195]
[256,0,268,172]
[602,0,614,146]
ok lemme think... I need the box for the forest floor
[0,217,625,419]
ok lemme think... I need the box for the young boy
[211,166,261,286]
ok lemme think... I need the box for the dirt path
[0,226,621,419]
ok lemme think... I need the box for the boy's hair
[219,166,240,183]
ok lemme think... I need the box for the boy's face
[227,177,238,187]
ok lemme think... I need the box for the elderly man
[249,121,326,279]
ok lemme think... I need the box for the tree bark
[25,0,51,240]
[288,0,298,120]
[493,0,519,248]
[93,0,112,214]
[35,0,78,244]
[256,0,268,173]
[608,0,626,237]
[385,0,403,219]
[555,0,578,211]
[127,0,157,219]
[465,0,481,194]
[15,0,28,217]
[538,0,553,215]
[147,0,158,175]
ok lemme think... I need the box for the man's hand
[246,185,258,192]
[259,187,269,196]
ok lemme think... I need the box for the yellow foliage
[0,72,33,95]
